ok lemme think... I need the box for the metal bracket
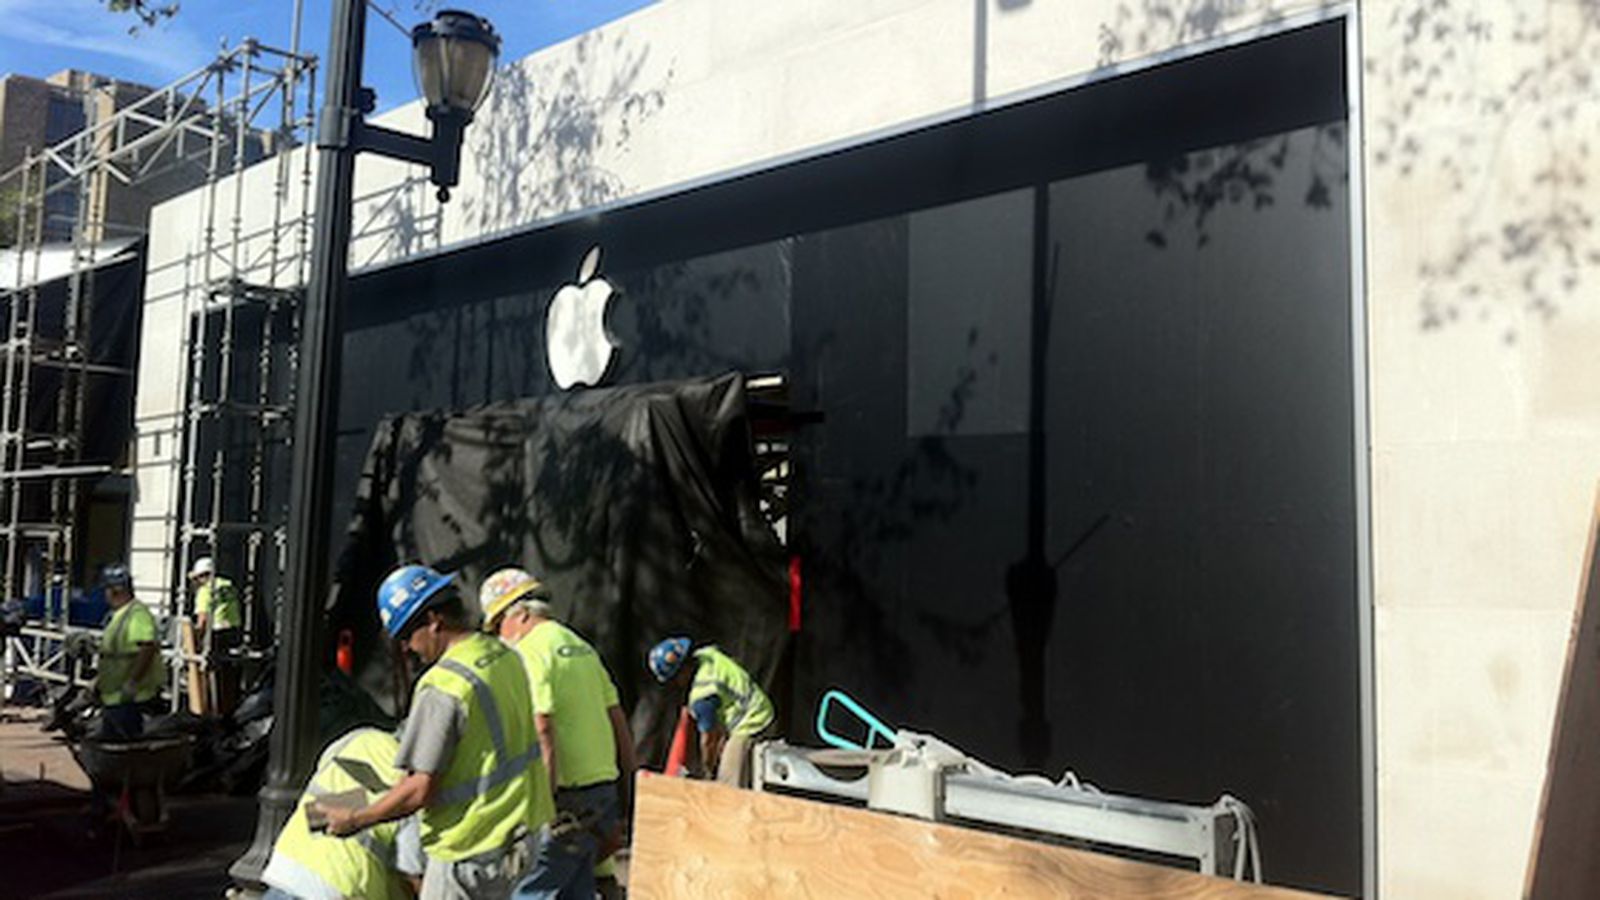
[316,105,356,150]
[755,739,1244,878]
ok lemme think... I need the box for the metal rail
[755,740,1258,880]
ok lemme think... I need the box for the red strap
[788,556,803,633]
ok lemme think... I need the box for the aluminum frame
[755,741,1245,878]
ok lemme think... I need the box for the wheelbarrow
[71,734,193,843]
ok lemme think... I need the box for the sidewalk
[0,705,254,899]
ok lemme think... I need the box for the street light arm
[341,113,471,201]
[352,120,435,167]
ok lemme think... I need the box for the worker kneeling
[316,565,554,900]
[480,568,637,900]
[648,637,775,787]
[262,728,424,899]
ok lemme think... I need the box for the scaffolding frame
[0,41,316,699]
[746,374,792,546]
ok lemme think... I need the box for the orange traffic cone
[336,629,355,676]
[664,707,691,777]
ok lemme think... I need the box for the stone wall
[1362,0,1600,896]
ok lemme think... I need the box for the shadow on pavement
[0,779,254,899]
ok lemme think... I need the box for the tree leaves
[102,0,180,33]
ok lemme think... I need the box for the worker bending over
[318,564,553,900]
[262,727,424,900]
[479,567,637,900]
[95,564,163,740]
[648,637,775,787]
[189,556,242,715]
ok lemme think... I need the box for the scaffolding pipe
[1,40,314,700]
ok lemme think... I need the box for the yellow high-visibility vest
[97,601,162,705]
[416,633,553,861]
[689,646,774,737]
[195,575,242,630]
[263,728,418,900]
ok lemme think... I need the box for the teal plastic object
[815,689,898,751]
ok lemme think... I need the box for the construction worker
[190,556,242,715]
[261,727,425,900]
[94,563,162,740]
[316,564,554,900]
[648,637,775,787]
[478,568,637,900]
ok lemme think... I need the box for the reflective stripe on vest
[431,658,540,808]
[691,648,772,735]
[262,850,346,900]
[415,634,541,861]
[268,728,411,900]
[101,604,139,661]
[698,676,749,728]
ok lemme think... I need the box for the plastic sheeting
[330,373,790,760]
[0,244,143,465]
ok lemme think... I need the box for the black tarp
[3,245,143,466]
[331,373,790,759]
[0,244,143,588]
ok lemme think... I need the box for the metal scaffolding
[0,41,316,698]
[747,373,792,546]
[176,275,301,658]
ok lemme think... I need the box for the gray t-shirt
[395,686,465,776]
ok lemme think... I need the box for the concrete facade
[134,1,1600,896]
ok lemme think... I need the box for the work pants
[208,627,241,717]
[717,724,775,789]
[99,702,146,741]
[421,829,537,900]
[512,781,622,900]
[89,701,149,826]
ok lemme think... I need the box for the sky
[0,0,656,114]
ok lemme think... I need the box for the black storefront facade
[337,21,1361,895]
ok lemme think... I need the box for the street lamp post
[231,2,499,887]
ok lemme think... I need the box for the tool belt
[550,784,620,846]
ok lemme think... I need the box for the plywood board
[1524,483,1600,898]
[630,775,1328,899]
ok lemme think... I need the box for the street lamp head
[409,9,501,202]
[411,9,502,120]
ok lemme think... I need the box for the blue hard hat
[100,563,132,591]
[648,636,692,683]
[377,564,456,638]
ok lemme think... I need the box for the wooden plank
[180,618,208,716]
[630,775,1329,899]
[1525,482,1600,898]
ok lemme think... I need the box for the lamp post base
[228,781,302,888]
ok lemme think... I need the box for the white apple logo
[546,245,618,390]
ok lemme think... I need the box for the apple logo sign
[546,245,618,390]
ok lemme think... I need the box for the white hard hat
[190,557,216,578]
[479,567,546,631]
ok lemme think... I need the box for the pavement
[0,705,255,899]
[0,704,635,898]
